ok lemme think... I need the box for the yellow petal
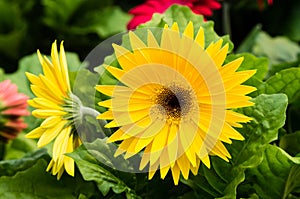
[195,26,205,48]
[32,109,66,118]
[148,160,159,180]
[31,98,62,110]
[64,133,75,176]
[97,110,114,120]
[149,124,169,165]
[200,155,211,168]
[129,31,147,50]
[52,126,71,162]
[26,127,44,139]
[171,22,179,32]
[41,116,62,128]
[59,41,71,91]
[171,163,181,185]
[147,30,159,48]
[46,159,54,172]
[37,120,67,147]
[112,44,137,71]
[206,39,223,58]
[176,153,190,180]
[211,43,229,68]
[220,57,244,76]
[167,124,179,166]
[183,21,194,39]
[160,163,170,179]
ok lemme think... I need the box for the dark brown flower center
[154,86,192,120]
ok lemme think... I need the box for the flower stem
[222,0,232,39]
[80,106,100,118]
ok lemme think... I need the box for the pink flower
[127,0,221,30]
[0,80,29,142]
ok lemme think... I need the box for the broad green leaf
[0,149,48,176]
[232,94,288,164]
[182,94,288,198]
[242,145,300,199]
[69,142,140,198]
[252,31,300,65]
[139,5,233,51]
[0,152,100,199]
[279,131,300,156]
[236,28,300,76]
[268,58,300,78]
[257,68,300,104]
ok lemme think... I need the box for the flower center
[154,85,192,121]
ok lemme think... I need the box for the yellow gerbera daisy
[96,21,256,185]
[25,41,82,179]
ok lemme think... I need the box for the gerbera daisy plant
[25,41,92,179]
[96,21,256,185]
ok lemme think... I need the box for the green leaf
[69,142,140,198]
[279,131,300,156]
[251,31,300,65]
[258,68,300,104]
[268,58,300,78]
[182,94,288,198]
[0,149,49,176]
[139,5,233,51]
[242,145,300,199]
[0,148,101,198]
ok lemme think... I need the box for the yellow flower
[96,22,256,185]
[26,41,82,180]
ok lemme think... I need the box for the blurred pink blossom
[0,80,29,142]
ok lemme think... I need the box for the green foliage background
[0,0,300,198]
